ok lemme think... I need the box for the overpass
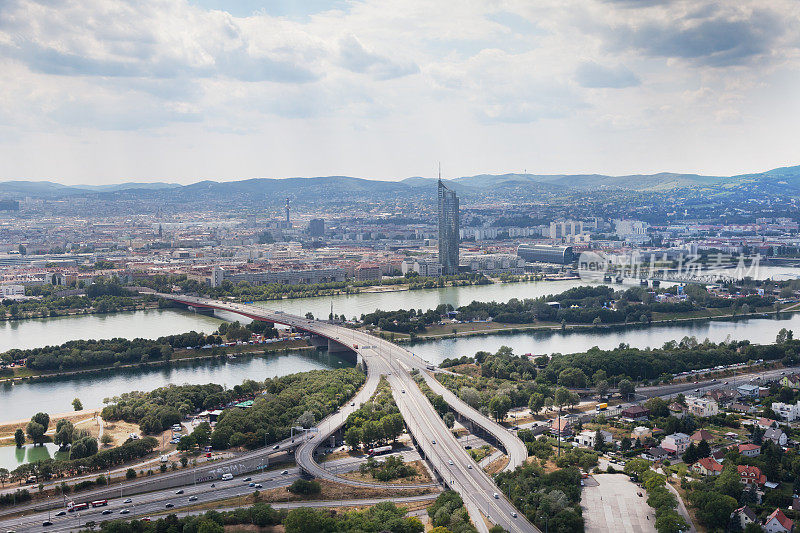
[157,292,536,533]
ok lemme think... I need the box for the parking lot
[581,474,656,533]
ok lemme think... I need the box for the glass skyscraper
[438,179,459,275]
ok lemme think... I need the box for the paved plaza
[581,474,656,533]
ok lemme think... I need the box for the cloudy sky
[0,0,798,185]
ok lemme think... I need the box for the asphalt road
[159,294,537,533]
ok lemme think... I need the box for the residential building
[668,402,687,418]
[692,457,723,476]
[621,406,650,422]
[576,429,612,448]
[764,508,794,533]
[661,433,691,455]
[307,218,325,237]
[730,506,758,531]
[686,397,719,417]
[738,443,761,457]
[764,427,788,447]
[631,426,652,440]
[737,465,767,487]
[549,419,573,437]
[354,265,382,281]
[757,418,779,430]
[780,374,800,390]
[438,179,459,276]
[642,446,669,462]
[772,401,800,422]
[0,284,24,298]
[401,258,443,278]
[738,384,760,398]
[690,429,714,443]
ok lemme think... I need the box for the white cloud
[0,0,798,183]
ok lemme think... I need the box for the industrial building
[517,244,575,264]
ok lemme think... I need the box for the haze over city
[1,0,799,184]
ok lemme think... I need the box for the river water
[1,270,799,453]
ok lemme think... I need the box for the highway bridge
[158,293,536,533]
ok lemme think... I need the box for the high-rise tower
[437,173,459,276]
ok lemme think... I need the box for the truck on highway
[595,403,608,412]
[367,445,392,456]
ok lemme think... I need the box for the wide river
[1,270,798,427]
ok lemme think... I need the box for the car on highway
[188,496,198,502]
[249,483,255,487]
[448,460,454,465]
[120,509,130,514]
[511,512,517,518]
[401,389,405,393]
[42,522,52,527]
[55,511,66,516]
[351,402,355,406]
[493,492,500,499]
[467,465,473,469]
[273,444,280,449]
[255,484,263,488]
[243,477,252,482]
[102,510,112,515]
[165,503,174,508]
[431,440,436,445]
[695,388,700,392]
[175,489,184,494]
[281,470,288,475]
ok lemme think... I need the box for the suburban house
[631,426,652,440]
[690,429,714,443]
[668,402,687,418]
[780,374,800,390]
[765,428,788,447]
[691,457,723,476]
[549,419,573,437]
[661,433,691,455]
[730,506,758,531]
[738,443,761,457]
[730,402,756,413]
[576,429,613,448]
[737,465,767,487]
[642,446,669,462]
[772,401,800,422]
[738,384,760,398]
[686,396,719,417]
[705,388,737,405]
[757,418,779,430]
[764,508,794,533]
[621,405,650,422]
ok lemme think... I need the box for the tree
[618,379,635,398]
[682,442,699,465]
[593,429,606,452]
[284,507,329,533]
[177,434,196,451]
[125,468,136,480]
[54,420,74,449]
[528,392,545,414]
[26,422,45,446]
[345,427,362,450]
[14,429,24,448]
[191,422,212,446]
[655,510,687,533]
[554,387,571,410]
[72,398,83,411]
[595,380,609,399]
[31,412,50,434]
[459,387,481,409]
[196,520,224,533]
[296,410,316,429]
[696,439,710,458]
[443,412,455,429]
[488,395,511,422]
[644,397,669,418]
[0,468,9,487]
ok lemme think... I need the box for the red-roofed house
[764,508,794,533]
[758,418,779,430]
[691,457,723,476]
[690,429,714,443]
[738,465,767,487]
[738,443,761,457]
[549,419,573,437]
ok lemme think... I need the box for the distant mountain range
[1,165,799,208]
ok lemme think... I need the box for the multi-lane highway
[152,293,537,533]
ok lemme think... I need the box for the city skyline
[0,0,798,184]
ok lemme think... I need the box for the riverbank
[385,304,799,343]
[0,338,312,383]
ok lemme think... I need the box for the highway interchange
[4,293,786,533]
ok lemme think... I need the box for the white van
[221,473,233,481]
